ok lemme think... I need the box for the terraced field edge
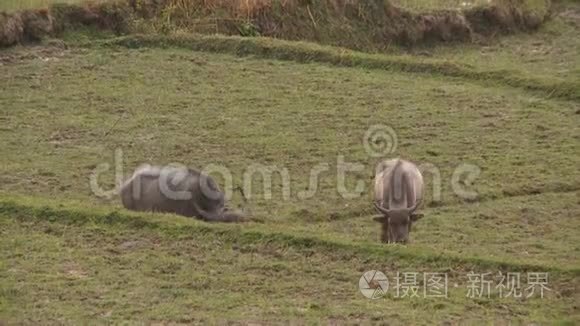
[0,0,552,49]
[0,196,578,276]
[96,33,580,102]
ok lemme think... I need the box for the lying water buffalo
[373,158,424,243]
[120,164,244,222]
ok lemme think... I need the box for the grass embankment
[2,196,579,274]
[1,196,578,323]
[1,0,553,49]
[98,32,580,102]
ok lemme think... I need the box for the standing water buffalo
[373,158,424,243]
[120,164,244,222]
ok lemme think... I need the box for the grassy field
[1,1,580,324]
[1,197,578,324]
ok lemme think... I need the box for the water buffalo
[120,164,244,222]
[373,158,424,243]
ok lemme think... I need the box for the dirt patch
[417,11,473,43]
[50,2,132,34]
[62,262,89,279]
[464,2,544,36]
[0,43,69,66]
[117,239,149,251]
[558,8,580,26]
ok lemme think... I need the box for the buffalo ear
[373,216,387,223]
[411,213,424,221]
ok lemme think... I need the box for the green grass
[2,195,578,274]
[0,197,578,323]
[1,1,580,323]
